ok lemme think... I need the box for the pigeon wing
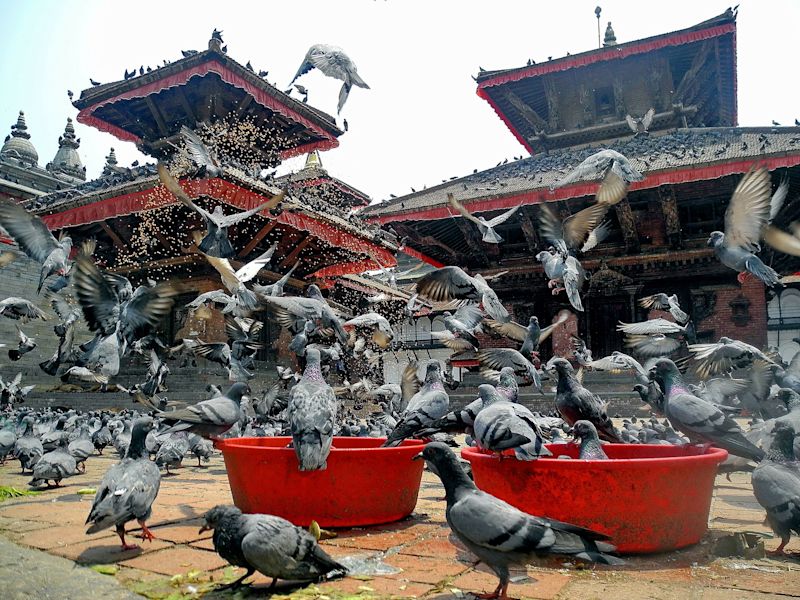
[216,192,285,228]
[72,254,121,335]
[723,168,772,251]
[448,194,486,228]
[484,318,527,343]
[0,199,60,264]
[561,203,610,250]
[416,266,479,302]
[157,163,214,222]
[538,311,569,343]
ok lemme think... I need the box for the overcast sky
[1,1,798,202]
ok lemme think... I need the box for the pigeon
[261,285,349,345]
[546,357,621,442]
[616,318,692,336]
[0,199,73,293]
[447,194,521,244]
[13,416,42,473]
[187,290,240,316]
[416,266,510,323]
[472,384,551,460]
[478,348,541,391]
[155,432,190,474]
[625,108,655,135]
[648,358,765,462]
[0,297,48,321]
[85,417,161,550]
[8,326,35,361]
[92,417,113,455]
[586,351,648,382]
[289,320,316,357]
[0,422,15,464]
[177,125,223,178]
[68,425,95,473]
[159,162,284,258]
[707,168,779,286]
[535,247,585,311]
[252,263,298,298]
[572,421,609,460]
[384,361,450,446]
[688,336,777,379]
[29,433,76,488]
[485,311,568,357]
[40,295,80,375]
[188,434,214,466]
[140,350,170,397]
[151,382,251,439]
[751,421,800,556]
[290,44,370,113]
[431,304,484,351]
[288,348,337,471]
[200,505,345,590]
[417,442,623,600]
[552,149,643,188]
[343,312,394,349]
[638,293,689,323]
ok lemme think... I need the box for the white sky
[1,1,798,203]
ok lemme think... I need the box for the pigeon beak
[198,524,211,534]
[412,452,424,461]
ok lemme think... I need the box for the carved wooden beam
[235,94,254,117]
[110,254,199,275]
[657,186,683,249]
[393,222,458,262]
[674,40,713,103]
[452,216,490,267]
[144,97,169,137]
[238,220,278,257]
[517,206,541,255]
[614,198,640,254]
[100,221,126,252]
[279,235,312,268]
[501,90,548,134]
[175,88,197,123]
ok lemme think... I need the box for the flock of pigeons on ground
[1,81,800,594]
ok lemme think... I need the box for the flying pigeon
[552,149,643,189]
[478,348,541,392]
[0,297,48,321]
[447,194,521,244]
[290,44,370,113]
[151,382,251,439]
[484,311,568,357]
[200,505,345,590]
[416,266,510,323]
[0,199,73,294]
[417,442,623,600]
[707,168,779,286]
[638,293,689,323]
[159,162,284,258]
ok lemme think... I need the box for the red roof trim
[400,245,445,268]
[477,88,534,153]
[477,22,736,90]
[311,258,394,279]
[40,177,394,265]
[369,154,800,224]
[75,61,339,160]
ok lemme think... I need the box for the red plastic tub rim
[215,436,425,452]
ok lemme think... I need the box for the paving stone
[383,553,471,585]
[18,524,114,550]
[149,521,211,544]
[120,545,228,575]
[453,565,570,600]
[398,536,477,563]
[49,537,172,564]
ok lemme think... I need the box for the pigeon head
[768,420,798,461]
[306,284,324,300]
[572,420,599,443]
[535,251,551,262]
[707,231,724,247]
[414,442,474,498]
[546,357,573,374]
[424,361,442,381]
[648,358,679,383]
[227,382,252,401]
[477,383,501,405]
[777,388,800,410]
[528,316,539,326]
[199,504,242,533]
[498,366,517,387]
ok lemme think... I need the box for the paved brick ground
[1,448,799,599]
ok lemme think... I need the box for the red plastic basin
[462,443,728,554]
[216,437,425,528]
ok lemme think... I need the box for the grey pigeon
[159,162,284,258]
[447,194,520,244]
[751,421,800,556]
[261,284,349,345]
[8,326,35,361]
[638,293,689,323]
[14,416,42,472]
[289,44,370,114]
[92,417,113,454]
[252,263,298,298]
[417,442,623,600]
[68,424,95,472]
[586,351,648,382]
[86,417,161,550]
[343,312,395,349]
[0,198,73,293]
[547,357,621,443]
[416,266,510,323]
[178,125,223,178]
[478,348,542,392]
[29,433,76,488]
[188,434,214,466]
[288,348,337,470]
[473,384,551,460]
[39,295,80,375]
[0,422,15,464]
[431,304,484,351]
[155,432,190,474]
[153,382,250,439]
[535,247,585,312]
[648,358,765,462]
[0,297,48,321]
[688,336,777,379]
[384,361,450,446]
[485,312,568,357]
[200,505,345,590]
[707,168,779,286]
[572,421,609,460]
[289,320,315,357]
[552,149,643,188]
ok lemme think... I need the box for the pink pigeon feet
[476,583,509,600]
[138,520,156,542]
[116,527,140,551]
[737,271,754,285]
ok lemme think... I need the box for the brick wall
[696,278,768,347]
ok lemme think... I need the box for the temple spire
[603,22,617,46]
[1,111,39,166]
[304,150,323,169]
[46,117,85,181]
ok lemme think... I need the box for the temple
[364,8,800,367]
[0,34,397,407]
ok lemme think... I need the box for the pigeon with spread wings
[447,194,520,244]
[290,44,370,114]
[159,162,284,258]
[416,266,509,323]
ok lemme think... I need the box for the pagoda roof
[29,167,396,280]
[72,40,343,161]
[476,9,738,153]
[276,157,370,208]
[363,127,800,223]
